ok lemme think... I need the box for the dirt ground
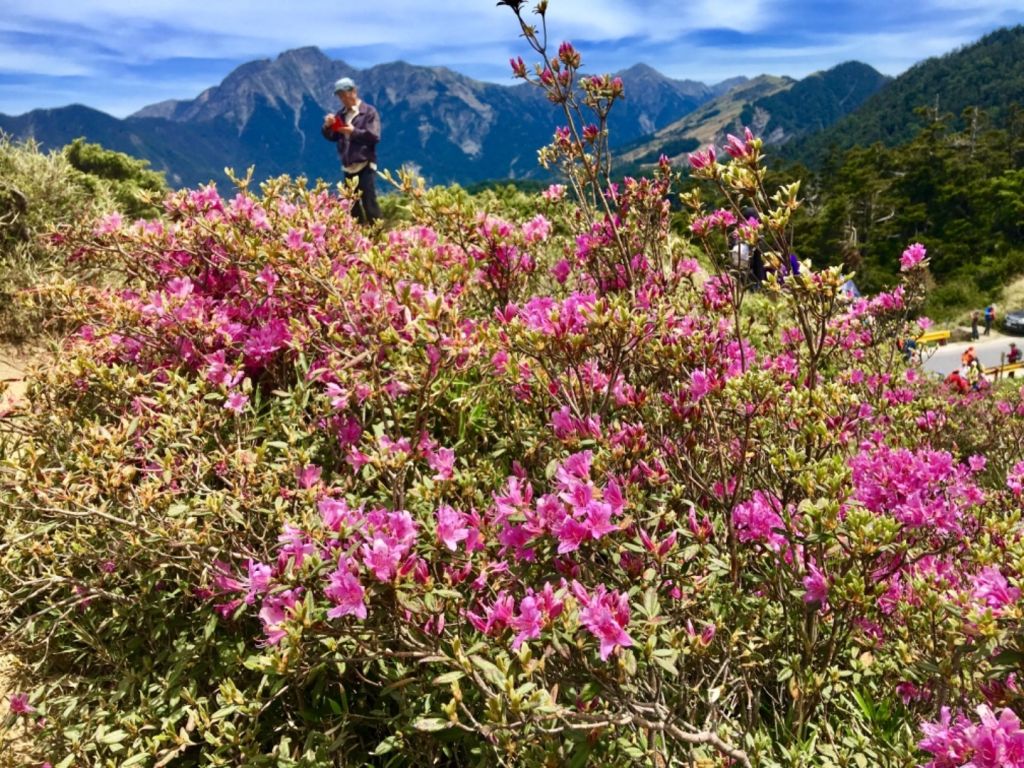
[0,344,32,410]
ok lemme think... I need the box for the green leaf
[433,671,466,685]
[412,717,450,732]
[470,655,507,687]
[371,735,401,755]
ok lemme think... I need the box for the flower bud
[558,41,582,69]
[509,56,527,78]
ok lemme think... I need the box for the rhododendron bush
[4,5,1024,768]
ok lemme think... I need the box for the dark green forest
[790,26,1024,166]
[788,106,1024,316]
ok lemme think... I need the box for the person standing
[322,77,381,225]
[971,310,980,341]
[984,304,995,336]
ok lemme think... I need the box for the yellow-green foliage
[0,134,168,340]
[63,138,166,220]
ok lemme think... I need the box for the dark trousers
[345,165,381,225]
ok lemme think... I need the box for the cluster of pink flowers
[731,491,788,551]
[901,242,928,271]
[919,706,1024,767]
[466,583,565,651]
[689,208,736,237]
[848,444,985,535]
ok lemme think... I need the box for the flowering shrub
[3,5,1024,767]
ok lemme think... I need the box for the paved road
[921,333,1022,376]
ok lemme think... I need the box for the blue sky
[1,0,1023,118]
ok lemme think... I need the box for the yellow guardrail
[916,330,951,345]
[985,361,1024,378]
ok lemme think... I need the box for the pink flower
[466,591,515,635]
[522,214,551,244]
[900,242,927,271]
[724,131,757,159]
[256,266,278,295]
[224,390,249,413]
[362,538,402,581]
[551,259,572,283]
[575,584,634,661]
[802,563,829,608]
[731,492,786,550]
[971,567,1021,613]
[258,590,299,646]
[426,446,455,481]
[436,504,470,551]
[687,145,716,170]
[542,184,566,202]
[277,524,316,569]
[94,212,123,235]
[689,369,712,400]
[325,382,349,410]
[1008,461,1024,495]
[325,559,367,620]
[510,595,544,649]
[9,693,34,714]
[296,464,322,489]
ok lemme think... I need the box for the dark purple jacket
[322,101,380,168]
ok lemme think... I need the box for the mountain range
[0,48,748,187]
[1,26,1021,187]
[0,45,878,188]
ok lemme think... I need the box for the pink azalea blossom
[687,145,716,170]
[521,214,551,244]
[900,242,927,271]
[296,464,322,489]
[325,559,367,620]
[258,589,300,646]
[426,446,455,481]
[971,567,1021,613]
[362,538,403,581]
[436,504,470,551]
[9,693,34,714]
[224,390,249,413]
[542,184,566,202]
[802,563,829,608]
[731,491,786,550]
[574,583,634,661]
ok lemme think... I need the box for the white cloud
[0,50,95,77]
[1,1,1022,115]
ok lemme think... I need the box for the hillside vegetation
[790,107,1024,316]
[790,25,1024,166]
[0,134,167,340]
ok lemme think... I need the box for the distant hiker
[984,304,995,336]
[739,206,767,287]
[322,77,381,225]
[900,336,918,363]
[971,311,980,341]
[1010,342,1021,364]
[946,368,969,394]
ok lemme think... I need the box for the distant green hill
[617,62,887,173]
[788,25,1024,167]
